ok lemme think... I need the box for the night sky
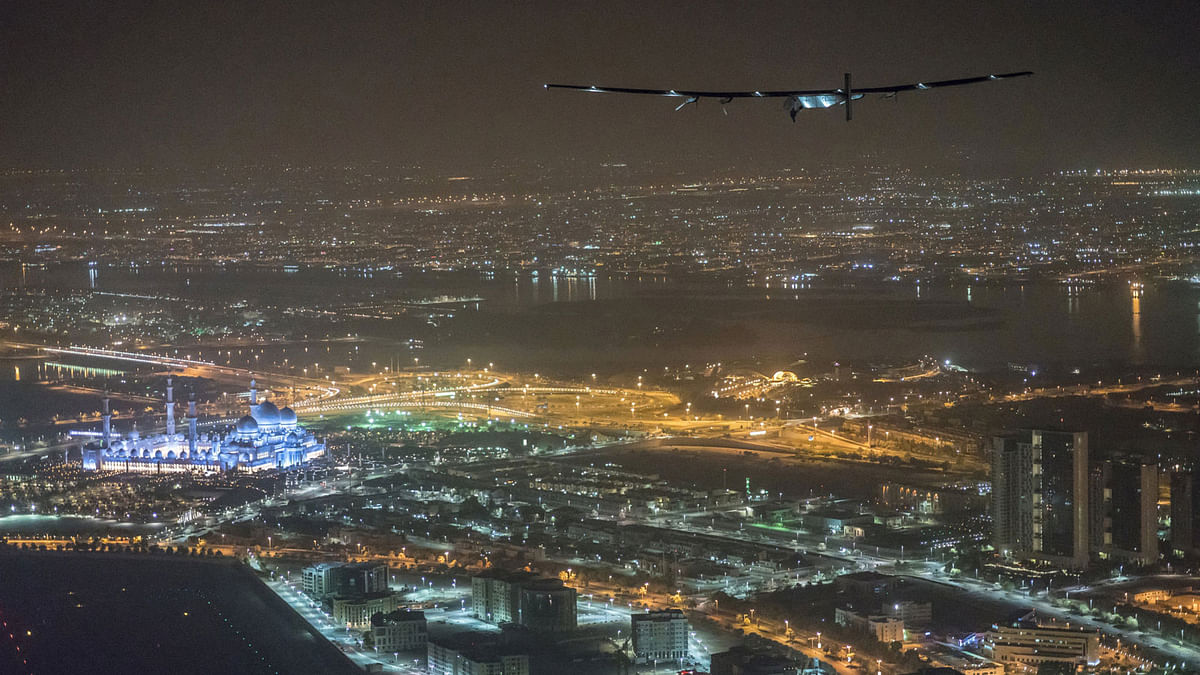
[1,0,1197,173]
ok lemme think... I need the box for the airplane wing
[545,71,1032,121]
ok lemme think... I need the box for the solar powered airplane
[545,71,1032,121]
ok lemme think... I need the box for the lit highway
[37,344,217,368]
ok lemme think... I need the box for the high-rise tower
[1171,468,1200,558]
[1033,429,1089,567]
[992,429,1089,568]
[1090,457,1157,565]
[992,432,1033,556]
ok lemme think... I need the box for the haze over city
[0,3,1198,675]
[3,1,1199,171]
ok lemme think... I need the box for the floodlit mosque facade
[82,378,325,473]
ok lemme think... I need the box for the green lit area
[749,521,797,534]
[301,409,537,435]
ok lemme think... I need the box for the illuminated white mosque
[82,377,324,473]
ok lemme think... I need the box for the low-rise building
[518,578,576,633]
[928,649,1004,675]
[1132,589,1171,605]
[471,570,537,624]
[883,600,933,629]
[710,645,801,674]
[835,608,904,643]
[371,610,427,652]
[870,616,904,643]
[984,622,1100,670]
[471,570,575,632]
[303,561,389,599]
[631,609,689,664]
[799,508,872,535]
[303,562,333,597]
[427,633,530,675]
[331,592,402,629]
[753,500,799,524]
[834,571,897,599]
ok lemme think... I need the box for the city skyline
[2,3,1200,675]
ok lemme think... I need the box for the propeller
[674,96,699,112]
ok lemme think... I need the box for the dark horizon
[1,1,1198,173]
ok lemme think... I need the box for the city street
[267,577,422,673]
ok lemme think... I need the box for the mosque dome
[253,401,281,427]
[236,415,259,434]
[279,406,298,426]
[285,431,300,445]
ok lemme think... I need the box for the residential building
[427,633,530,675]
[992,430,1089,567]
[631,609,689,664]
[371,610,427,652]
[303,561,389,599]
[1171,469,1200,558]
[471,571,575,632]
[835,608,905,643]
[331,592,402,629]
[1089,457,1158,564]
[992,433,1034,556]
[517,578,576,633]
[1132,589,1170,604]
[471,570,536,624]
[883,600,933,629]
